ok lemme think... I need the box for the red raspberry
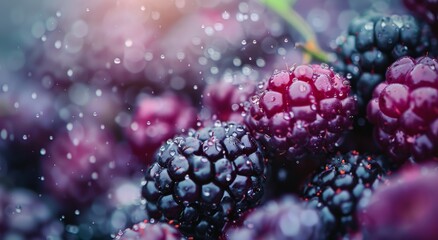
[367,56,438,163]
[244,64,357,168]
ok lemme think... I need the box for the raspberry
[244,64,357,166]
[332,13,438,114]
[223,195,323,240]
[42,121,131,207]
[403,0,438,37]
[201,73,256,125]
[125,93,197,164]
[141,122,267,239]
[114,220,184,240]
[358,164,438,240]
[0,186,64,239]
[302,151,388,238]
[367,56,438,163]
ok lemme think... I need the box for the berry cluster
[1,0,438,240]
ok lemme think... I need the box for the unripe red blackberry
[202,73,256,125]
[125,93,197,164]
[244,64,357,168]
[141,122,267,239]
[367,56,438,163]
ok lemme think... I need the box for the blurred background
[0,0,405,239]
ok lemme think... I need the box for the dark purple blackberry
[223,195,323,240]
[404,0,438,37]
[302,151,388,238]
[367,56,438,163]
[358,164,438,240]
[125,93,197,165]
[332,13,438,115]
[141,122,267,239]
[244,64,357,168]
[114,220,185,240]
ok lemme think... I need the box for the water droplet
[364,22,373,30]
[15,206,22,213]
[40,148,46,155]
[169,150,176,156]
[222,11,230,20]
[0,129,7,140]
[225,174,232,181]
[114,58,121,64]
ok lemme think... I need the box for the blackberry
[404,0,438,37]
[332,13,438,114]
[125,93,197,165]
[114,220,185,240]
[223,195,323,240]
[367,56,438,163]
[141,122,267,239]
[358,164,438,240]
[302,151,388,238]
[244,64,357,167]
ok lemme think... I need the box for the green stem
[261,0,315,42]
[296,42,332,63]
[260,0,330,62]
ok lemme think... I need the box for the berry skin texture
[223,195,323,240]
[302,151,388,238]
[114,220,185,240]
[333,13,438,113]
[244,64,357,166]
[126,93,197,164]
[141,122,267,239]
[358,164,438,240]
[367,56,438,163]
